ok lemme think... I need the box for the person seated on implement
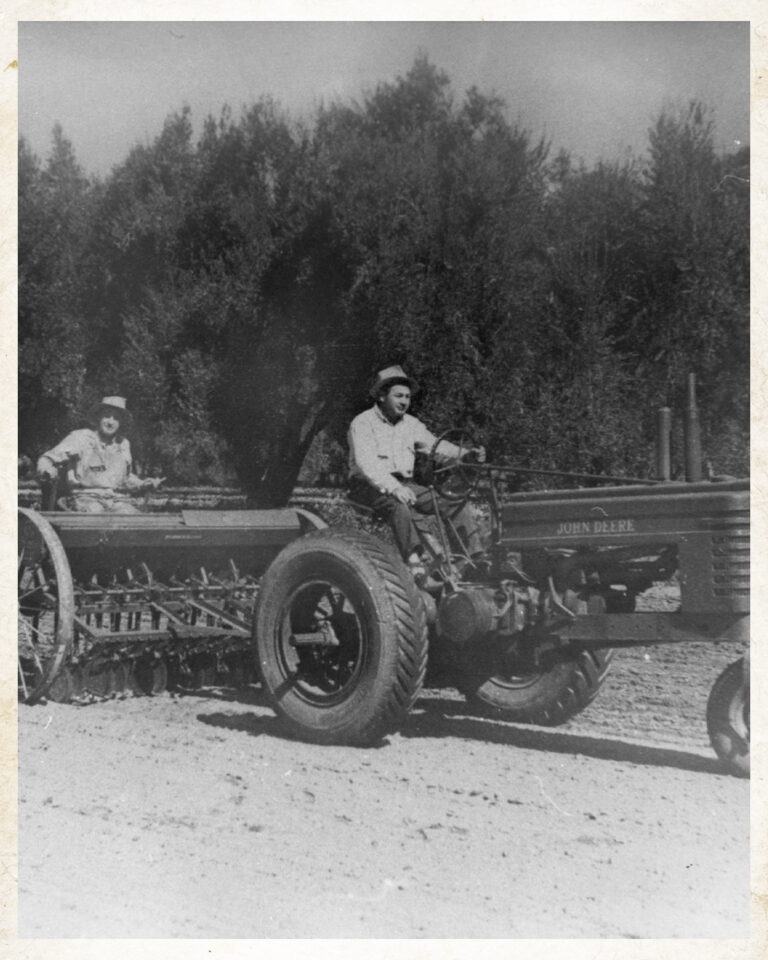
[36,395,164,514]
[348,365,487,577]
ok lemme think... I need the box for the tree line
[19,57,749,504]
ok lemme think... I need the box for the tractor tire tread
[255,527,427,745]
[462,647,614,726]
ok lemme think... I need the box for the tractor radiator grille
[710,514,750,599]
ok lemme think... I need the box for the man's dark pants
[348,476,483,560]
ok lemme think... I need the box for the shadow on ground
[405,694,726,775]
[191,684,729,776]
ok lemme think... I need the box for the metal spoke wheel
[430,428,481,502]
[18,508,74,704]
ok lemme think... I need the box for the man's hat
[90,395,132,427]
[369,365,419,399]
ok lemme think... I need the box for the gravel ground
[15,637,751,941]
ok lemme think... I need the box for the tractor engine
[436,582,536,645]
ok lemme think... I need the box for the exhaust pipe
[684,373,703,482]
[656,406,671,481]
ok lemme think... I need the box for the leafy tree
[18,127,97,451]
[636,102,749,473]
[519,158,651,477]
[18,73,748,492]
[314,59,550,471]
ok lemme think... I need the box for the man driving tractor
[36,395,164,514]
[347,365,487,579]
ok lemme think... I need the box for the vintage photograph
[13,16,751,943]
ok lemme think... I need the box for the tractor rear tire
[459,645,614,726]
[707,657,749,778]
[255,528,428,745]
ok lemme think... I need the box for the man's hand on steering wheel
[429,428,484,501]
[463,445,486,464]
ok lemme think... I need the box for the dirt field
[17,635,749,940]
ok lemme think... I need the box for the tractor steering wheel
[429,428,482,502]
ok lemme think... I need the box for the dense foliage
[19,59,749,502]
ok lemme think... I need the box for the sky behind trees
[19,20,748,175]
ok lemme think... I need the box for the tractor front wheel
[254,528,428,745]
[707,657,749,778]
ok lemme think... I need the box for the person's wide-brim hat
[369,365,419,399]
[89,395,132,428]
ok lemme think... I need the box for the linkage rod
[468,462,661,486]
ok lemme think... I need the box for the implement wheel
[459,643,614,726]
[255,528,428,745]
[707,657,749,778]
[18,508,74,704]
